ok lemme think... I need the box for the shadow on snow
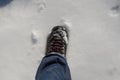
[0,0,13,8]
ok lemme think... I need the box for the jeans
[35,52,71,80]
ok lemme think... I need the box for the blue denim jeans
[35,52,71,80]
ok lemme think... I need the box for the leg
[35,53,71,80]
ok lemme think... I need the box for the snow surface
[0,0,120,80]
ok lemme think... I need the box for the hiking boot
[46,26,69,56]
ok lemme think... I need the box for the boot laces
[48,33,65,54]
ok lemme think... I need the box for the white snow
[108,5,120,17]
[0,0,120,80]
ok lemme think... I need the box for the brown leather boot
[46,26,69,57]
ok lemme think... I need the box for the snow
[108,5,120,17]
[0,0,120,80]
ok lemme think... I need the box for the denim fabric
[35,53,71,80]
